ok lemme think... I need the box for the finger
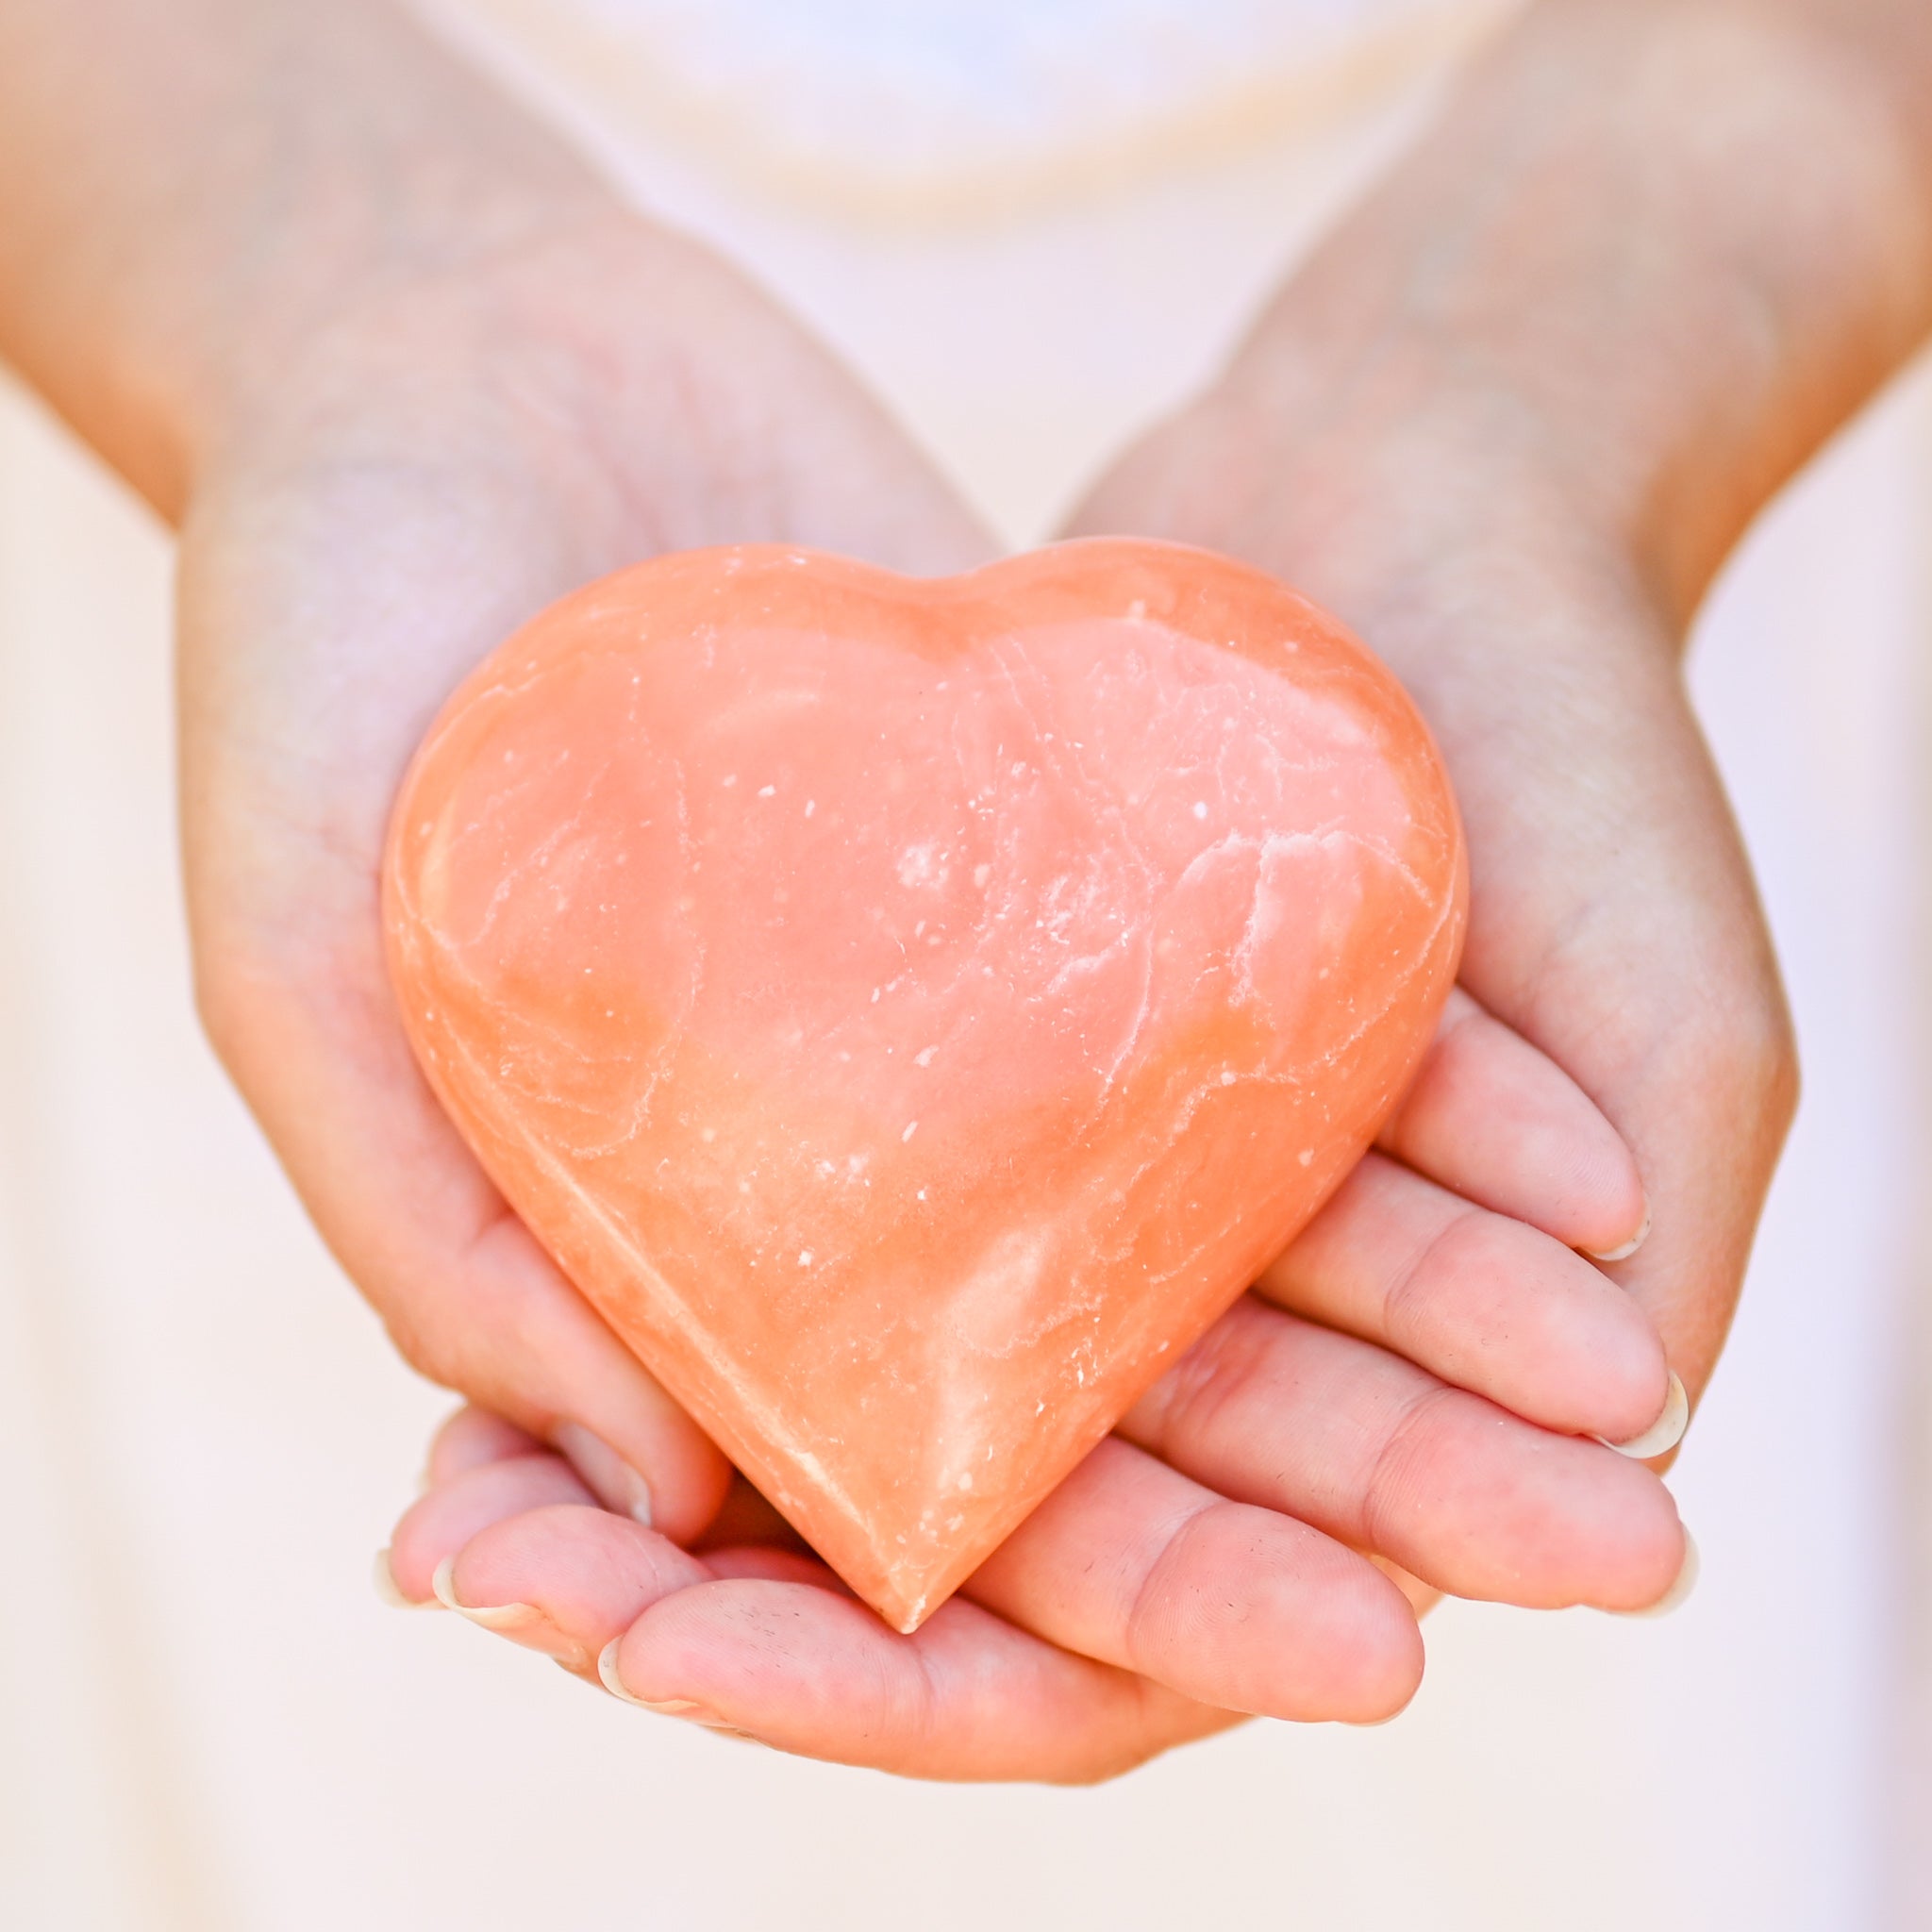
[1124,1297,1687,1609]
[1325,596,1794,1409]
[387,1452,596,1602]
[608,1576,1237,1782]
[966,1438,1421,1723]
[1377,986,1648,1256]
[1257,1150,1669,1441]
[435,1502,715,1670]
[435,1501,1236,1780]
[425,1405,543,1487]
[435,1501,813,1666]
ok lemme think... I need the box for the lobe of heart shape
[384,539,1467,1631]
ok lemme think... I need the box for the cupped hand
[181,208,1689,1783]
[181,211,996,1543]
[1066,325,1797,1450]
[383,979,1686,1783]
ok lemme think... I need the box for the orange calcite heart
[384,541,1466,1630]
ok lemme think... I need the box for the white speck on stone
[917,1188,927,1201]
[721,774,737,788]
[1220,1069,1237,1086]
[1192,800,1208,820]
[871,987,880,1004]
[915,1046,937,1068]
[1299,1148,1315,1167]
[798,1250,813,1267]
[700,1127,717,1144]
[897,841,946,890]
[913,920,926,939]
[758,784,775,798]
[902,1121,919,1143]
[805,799,816,818]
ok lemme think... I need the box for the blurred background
[2,3,1928,1924]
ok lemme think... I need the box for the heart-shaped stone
[385,540,1464,1630]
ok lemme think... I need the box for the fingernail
[594,1640,732,1724]
[1600,1370,1689,1459]
[1587,1201,1652,1264]
[553,1423,655,1526]
[595,1637,654,1706]
[374,1548,437,1609]
[431,1556,541,1631]
[1621,1528,1700,1618]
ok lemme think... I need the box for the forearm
[1218,0,1932,626]
[0,0,612,516]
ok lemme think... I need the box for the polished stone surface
[385,540,1465,1627]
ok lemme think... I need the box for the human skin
[3,0,1922,1778]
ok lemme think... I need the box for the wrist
[175,171,628,482]
[0,0,622,519]
[1215,0,1932,628]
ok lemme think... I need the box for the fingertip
[1162,1507,1423,1724]
[373,1546,436,1609]
[1616,1526,1698,1618]
[1586,1198,1653,1265]
[1599,1370,1689,1460]
[1383,995,1647,1252]
[387,1452,595,1601]
[425,1407,543,1488]
[1339,1583,1426,1726]
[448,1502,711,1642]
[1568,1296,1674,1448]
[1574,1457,1690,1613]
